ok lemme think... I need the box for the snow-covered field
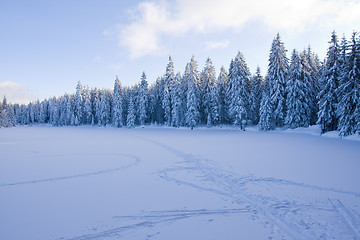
[1,126,360,240]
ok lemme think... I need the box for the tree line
[1,32,359,136]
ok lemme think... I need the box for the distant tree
[200,58,217,125]
[259,78,273,130]
[185,56,201,128]
[217,66,228,124]
[337,32,360,136]
[163,56,175,126]
[285,50,311,128]
[138,72,148,125]
[250,66,263,125]
[126,92,136,128]
[317,31,341,133]
[268,33,289,127]
[112,76,123,127]
[227,51,251,129]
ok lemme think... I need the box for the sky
[1,0,360,104]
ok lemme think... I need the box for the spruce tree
[259,78,273,130]
[112,76,123,127]
[337,32,360,136]
[268,33,289,127]
[285,50,311,128]
[171,72,183,127]
[185,56,200,128]
[126,92,136,128]
[250,66,263,125]
[200,58,217,124]
[227,51,251,129]
[217,66,228,124]
[138,72,148,125]
[163,56,175,126]
[317,31,341,133]
[74,81,83,125]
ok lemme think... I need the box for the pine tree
[200,58,217,125]
[259,78,273,130]
[126,92,136,128]
[138,72,148,125]
[112,76,123,127]
[185,56,200,128]
[73,81,84,125]
[285,50,311,128]
[268,33,289,127]
[227,51,251,129]
[163,56,175,126]
[250,66,263,125]
[317,31,341,133]
[337,32,360,136]
[217,66,228,124]
[171,72,183,127]
[0,96,9,127]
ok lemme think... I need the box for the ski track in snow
[0,153,140,188]
[146,138,360,240]
[67,136,360,240]
[67,209,250,240]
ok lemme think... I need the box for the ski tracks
[0,153,140,188]
[146,138,360,240]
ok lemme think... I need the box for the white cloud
[205,40,230,50]
[109,62,123,71]
[0,81,37,104]
[92,56,103,62]
[110,0,360,58]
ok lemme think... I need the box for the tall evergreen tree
[126,92,136,128]
[185,56,200,128]
[259,77,273,130]
[227,51,251,129]
[285,50,311,128]
[250,66,263,125]
[337,32,360,136]
[163,56,175,126]
[112,76,123,127]
[200,58,217,124]
[138,72,148,125]
[74,81,83,125]
[317,31,341,133]
[171,72,183,127]
[268,33,289,127]
[217,66,228,124]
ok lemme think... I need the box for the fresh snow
[0,126,359,240]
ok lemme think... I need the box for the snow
[0,126,360,240]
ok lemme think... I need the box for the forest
[1,31,359,136]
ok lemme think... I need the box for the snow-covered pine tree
[250,66,263,125]
[185,56,201,129]
[82,86,92,125]
[126,91,136,128]
[317,31,341,133]
[138,72,148,125]
[200,58,217,125]
[337,32,360,136]
[305,46,321,125]
[74,81,83,126]
[259,77,273,130]
[163,56,175,126]
[112,76,123,127]
[268,33,289,127]
[0,96,9,127]
[171,72,183,127]
[227,51,251,130]
[217,66,228,125]
[285,49,311,128]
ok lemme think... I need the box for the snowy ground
[0,125,360,240]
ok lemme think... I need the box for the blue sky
[1,0,359,104]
